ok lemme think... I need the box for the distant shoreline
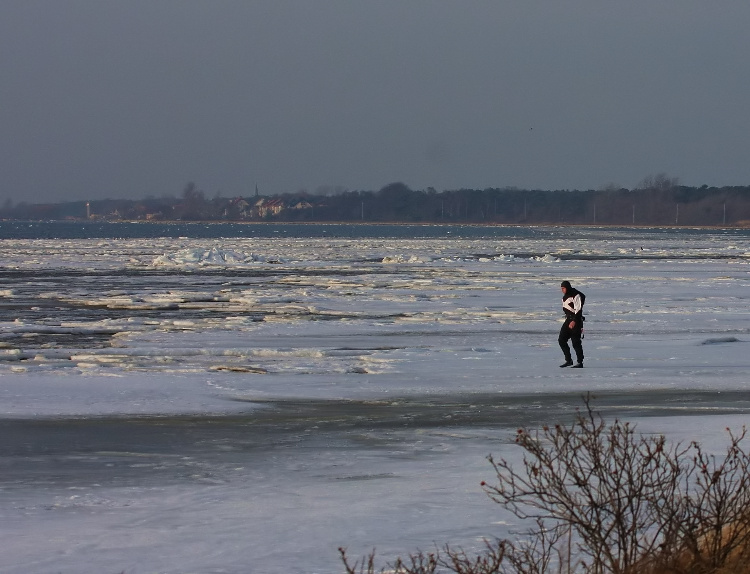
[5,219,749,230]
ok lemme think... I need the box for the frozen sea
[2,223,750,574]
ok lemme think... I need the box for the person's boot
[559,360,573,368]
[572,362,583,368]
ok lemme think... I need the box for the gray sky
[2,1,749,203]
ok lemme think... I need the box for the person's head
[560,280,571,294]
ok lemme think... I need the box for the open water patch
[700,336,741,345]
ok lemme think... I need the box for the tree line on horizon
[4,175,750,226]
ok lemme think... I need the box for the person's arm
[572,294,583,319]
[566,294,583,329]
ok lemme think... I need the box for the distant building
[254,198,285,218]
[229,197,251,218]
[290,200,313,210]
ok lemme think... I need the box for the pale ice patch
[0,372,258,417]
[492,254,516,262]
[530,254,560,262]
[381,254,429,263]
[152,247,283,266]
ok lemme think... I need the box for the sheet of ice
[1,228,750,574]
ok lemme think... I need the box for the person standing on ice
[558,280,585,368]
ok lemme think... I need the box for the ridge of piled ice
[152,246,283,266]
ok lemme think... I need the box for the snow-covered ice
[1,226,750,573]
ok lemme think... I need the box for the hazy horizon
[2,1,749,204]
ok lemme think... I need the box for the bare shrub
[339,541,506,574]
[341,396,750,574]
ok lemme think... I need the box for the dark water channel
[2,389,749,491]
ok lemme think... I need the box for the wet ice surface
[2,227,750,573]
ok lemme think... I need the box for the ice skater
[558,280,585,368]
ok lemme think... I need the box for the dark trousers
[559,320,584,364]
